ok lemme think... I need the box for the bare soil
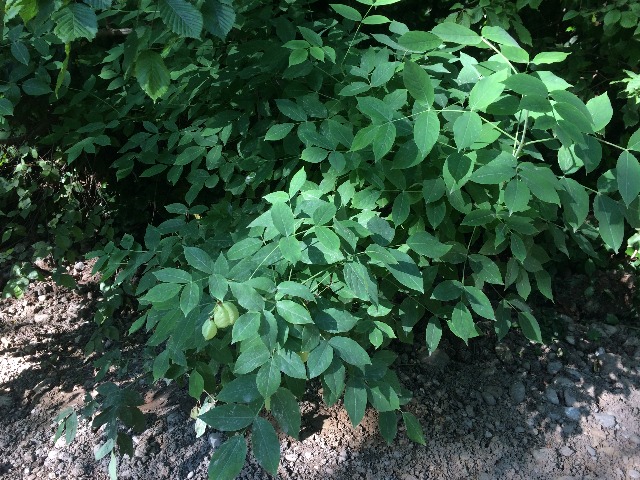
[1,266,640,480]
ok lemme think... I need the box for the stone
[285,453,297,462]
[628,470,640,479]
[495,344,514,363]
[564,407,580,421]
[481,391,496,406]
[559,446,574,457]
[533,448,554,463]
[586,446,596,457]
[564,388,577,407]
[594,413,616,429]
[74,262,85,271]
[546,387,560,405]
[510,381,526,404]
[208,432,223,449]
[547,361,563,375]
[34,314,49,323]
[565,335,576,345]
[629,433,640,445]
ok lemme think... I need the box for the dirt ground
[1,265,639,480]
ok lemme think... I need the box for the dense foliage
[3,0,640,478]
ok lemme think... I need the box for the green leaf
[154,268,192,284]
[141,283,182,303]
[504,179,531,214]
[385,249,424,293]
[531,51,570,65]
[257,357,281,398]
[200,404,255,431]
[184,246,214,274]
[470,152,516,184]
[464,286,495,320]
[53,4,98,43]
[357,96,394,122]
[189,370,204,398]
[180,282,200,316]
[233,340,270,374]
[343,262,378,303]
[414,109,440,157]
[469,74,505,112]
[289,168,307,197]
[453,112,483,151]
[202,0,235,39]
[431,22,482,45]
[329,337,371,366]
[135,51,170,101]
[307,341,334,378]
[232,312,261,344]
[301,146,328,163]
[158,0,203,38]
[0,99,14,116]
[314,226,341,252]
[444,153,474,191]
[11,42,30,65]
[627,129,640,151]
[279,237,302,264]
[276,300,313,325]
[228,238,263,261]
[330,3,362,21]
[448,302,480,345]
[402,412,426,445]
[271,202,296,236]
[518,311,542,343]
[271,388,301,439]
[594,194,625,252]
[275,99,307,122]
[481,25,519,47]
[503,73,548,98]
[406,231,451,259]
[209,274,228,301]
[378,411,398,444]
[559,178,589,231]
[207,435,247,480]
[373,123,396,161]
[230,283,264,312]
[403,61,434,105]
[344,377,367,427]
[217,375,260,404]
[251,418,280,475]
[397,31,441,52]
[278,350,307,379]
[425,316,442,354]
[586,93,613,132]
[265,123,294,141]
[289,49,308,67]
[392,192,411,225]
[362,14,390,25]
[617,151,640,206]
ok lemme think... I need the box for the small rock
[586,446,596,457]
[510,381,526,404]
[34,314,49,323]
[187,472,194,479]
[465,405,474,417]
[547,361,563,375]
[284,453,297,462]
[495,344,514,363]
[533,448,553,463]
[208,432,223,449]
[565,335,576,345]
[515,426,525,434]
[594,413,616,429]
[304,451,312,460]
[74,261,85,271]
[37,295,46,302]
[629,433,640,445]
[564,389,577,407]
[564,407,580,421]
[559,446,573,457]
[628,469,640,479]
[481,391,496,406]
[546,387,560,405]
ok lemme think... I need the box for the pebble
[586,446,596,457]
[559,446,574,457]
[533,448,553,463]
[208,432,223,449]
[546,387,560,405]
[481,391,496,406]
[285,453,297,462]
[187,472,194,479]
[547,361,563,375]
[509,381,526,404]
[34,314,49,323]
[629,433,640,445]
[628,470,640,479]
[564,389,577,407]
[304,451,312,460]
[594,413,616,428]
[564,407,580,421]
[565,335,576,345]
[74,262,85,271]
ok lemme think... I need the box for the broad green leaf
[189,370,204,398]
[279,236,302,264]
[357,96,393,122]
[207,436,247,480]
[276,300,313,325]
[559,178,589,231]
[432,22,482,45]
[307,341,334,378]
[314,226,341,252]
[301,146,329,163]
[233,340,270,374]
[531,51,570,65]
[265,123,294,141]
[141,283,182,303]
[339,82,371,96]
[343,262,378,303]
[453,111,483,151]
[504,179,531,214]
[425,316,442,354]
[180,282,200,316]
[257,357,281,398]
[503,73,548,98]
[470,152,516,184]
[232,312,261,344]
[135,51,170,101]
[344,378,367,427]
[11,42,30,65]
[414,109,440,157]
[271,202,296,236]
[617,151,640,206]
[53,4,98,43]
[0,99,14,116]
[289,49,308,66]
[385,249,424,293]
[230,283,264,312]
[276,281,314,302]
[278,350,307,379]
[397,31,441,52]
[448,302,480,345]
[406,231,451,259]
[481,26,519,47]
[534,270,554,301]
[289,168,306,197]
[392,192,411,225]
[271,388,301,439]
[209,274,228,301]
[373,123,396,161]
[275,99,307,122]
[628,129,640,151]
[519,164,560,205]
[252,418,280,475]
[328,337,371,366]
[403,61,434,105]
[402,412,426,445]
[520,95,552,113]
[184,246,214,274]
[315,307,359,333]
[554,102,593,133]
[469,75,505,112]
[378,411,398,444]
[362,14,390,25]
[227,238,263,261]
[464,286,495,320]
[444,153,474,191]
[586,93,613,132]
[154,268,192,284]
[330,3,362,21]
[431,280,463,301]
[518,311,542,343]
[202,0,235,39]
[158,0,203,38]
[351,125,378,151]
[199,404,255,431]
[594,194,625,252]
